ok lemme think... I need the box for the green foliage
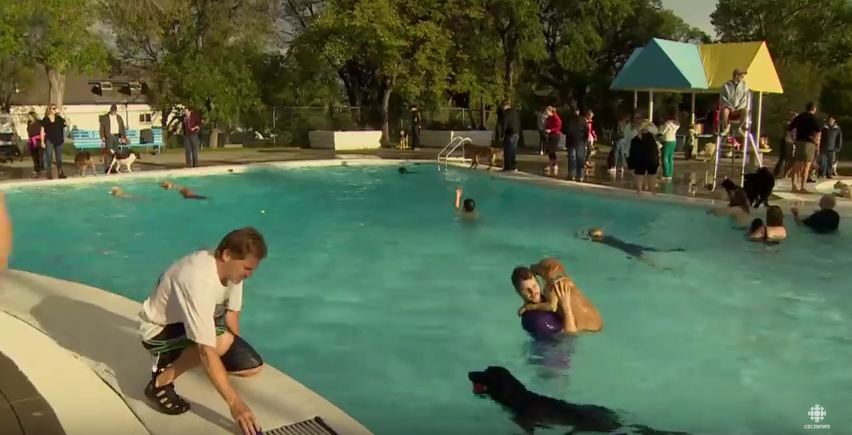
[712,0,852,67]
[101,0,272,128]
[18,0,108,74]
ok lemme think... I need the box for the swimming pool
[5,162,851,435]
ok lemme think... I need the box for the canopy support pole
[648,90,654,120]
[755,92,764,146]
[633,90,638,109]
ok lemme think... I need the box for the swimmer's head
[462,198,476,213]
[587,228,604,241]
[749,218,764,234]
[511,266,541,304]
[819,194,836,210]
[398,167,408,174]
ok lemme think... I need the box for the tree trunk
[503,56,514,98]
[208,127,219,148]
[479,94,486,130]
[380,83,392,147]
[46,65,65,112]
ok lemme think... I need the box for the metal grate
[264,417,339,435]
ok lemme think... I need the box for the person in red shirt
[543,106,562,176]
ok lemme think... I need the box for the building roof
[610,38,709,93]
[11,68,153,106]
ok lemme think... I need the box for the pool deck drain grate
[264,416,339,435]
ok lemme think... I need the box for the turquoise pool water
[5,163,852,435]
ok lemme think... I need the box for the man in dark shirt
[563,107,588,181]
[500,100,521,171]
[786,102,821,193]
[792,194,840,234]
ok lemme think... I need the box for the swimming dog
[468,366,689,435]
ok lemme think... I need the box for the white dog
[107,150,140,173]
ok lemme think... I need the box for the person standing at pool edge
[138,227,266,435]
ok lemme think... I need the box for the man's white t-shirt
[138,250,243,348]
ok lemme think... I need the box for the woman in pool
[747,205,787,243]
[454,186,477,219]
[0,192,11,272]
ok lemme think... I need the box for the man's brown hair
[510,266,535,290]
[215,227,267,260]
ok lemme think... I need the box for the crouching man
[138,227,267,435]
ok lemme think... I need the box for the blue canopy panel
[611,38,708,92]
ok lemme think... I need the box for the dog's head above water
[468,366,528,404]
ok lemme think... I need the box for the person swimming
[398,166,416,174]
[580,228,684,260]
[454,187,477,219]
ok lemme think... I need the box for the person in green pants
[660,111,680,181]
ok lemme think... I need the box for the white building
[9,69,162,140]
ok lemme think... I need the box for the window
[139,113,153,123]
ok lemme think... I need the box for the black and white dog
[468,366,689,435]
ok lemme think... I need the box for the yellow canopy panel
[698,41,783,94]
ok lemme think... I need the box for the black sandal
[145,378,191,415]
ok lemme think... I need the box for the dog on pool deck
[74,151,97,176]
[464,144,504,170]
[742,166,775,209]
[834,181,852,199]
[468,366,689,435]
[106,149,141,173]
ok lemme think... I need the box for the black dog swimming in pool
[468,366,689,435]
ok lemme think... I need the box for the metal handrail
[437,136,471,170]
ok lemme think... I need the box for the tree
[298,0,454,145]
[712,0,852,67]
[524,0,707,121]
[13,0,107,109]
[101,0,273,147]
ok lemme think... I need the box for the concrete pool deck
[0,270,373,435]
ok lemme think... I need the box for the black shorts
[633,164,658,175]
[142,322,263,372]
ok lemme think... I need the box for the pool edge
[0,269,374,435]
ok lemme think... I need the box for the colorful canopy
[611,39,783,94]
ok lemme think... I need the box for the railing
[436,136,472,171]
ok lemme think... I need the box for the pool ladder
[436,136,472,171]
